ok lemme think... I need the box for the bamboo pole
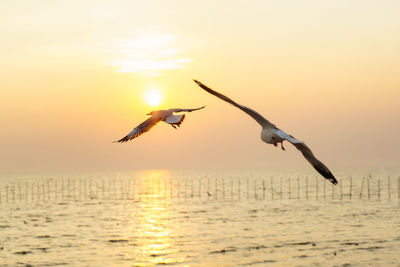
[18,182,22,202]
[263,180,266,200]
[102,180,105,200]
[398,177,400,200]
[215,177,218,200]
[378,179,381,200]
[25,181,28,203]
[169,179,173,200]
[360,177,365,199]
[271,177,274,200]
[349,176,352,200]
[255,179,258,200]
[55,180,58,201]
[231,179,233,200]
[247,178,249,200]
[185,178,187,200]
[12,183,15,203]
[221,177,224,200]
[305,176,308,200]
[297,177,300,199]
[238,178,241,200]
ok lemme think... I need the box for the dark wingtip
[326,175,338,185]
[331,177,338,185]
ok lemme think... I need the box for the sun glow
[144,89,163,107]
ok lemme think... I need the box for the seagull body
[193,80,337,185]
[114,106,205,143]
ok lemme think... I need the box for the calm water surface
[1,169,399,266]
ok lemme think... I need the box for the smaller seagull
[114,107,205,143]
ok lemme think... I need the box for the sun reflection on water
[131,170,184,265]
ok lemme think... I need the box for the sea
[0,169,399,266]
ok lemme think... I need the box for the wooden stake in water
[340,178,343,200]
[289,177,292,200]
[271,177,274,200]
[191,179,194,199]
[263,180,266,200]
[388,176,391,200]
[18,182,22,202]
[12,183,15,203]
[121,180,124,200]
[36,182,39,202]
[231,179,233,200]
[25,181,28,203]
[316,176,318,200]
[305,176,308,200]
[324,179,326,200]
[169,179,173,200]
[254,179,257,200]
[332,182,334,200]
[84,180,87,201]
[378,179,381,200]
[280,177,283,200]
[367,176,370,200]
[297,177,300,199]
[55,180,58,201]
[215,177,219,200]
[247,178,249,200]
[73,179,76,201]
[398,176,400,200]
[199,179,202,200]
[349,176,352,200]
[178,180,181,200]
[185,178,187,200]
[360,177,365,199]
[238,178,241,200]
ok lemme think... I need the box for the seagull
[193,80,337,185]
[114,106,205,143]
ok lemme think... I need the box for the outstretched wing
[114,117,160,143]
[165,114,185,126]
[272,129,338,185]
[169,106,206,113]
[193,80,276,128]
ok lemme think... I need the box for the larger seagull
[193,80,337,185]
[114,107,205,143]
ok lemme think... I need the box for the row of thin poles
[0,176,399,203]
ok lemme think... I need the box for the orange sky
[1,0,399,172]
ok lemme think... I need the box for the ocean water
[0,169,399,266]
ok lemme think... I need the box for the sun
[144,89,163,107]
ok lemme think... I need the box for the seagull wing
[272,129,338,185]
[165,114,185,126]
[169,106,206,113]
[193,80,275,128]
[114,117,160,143]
